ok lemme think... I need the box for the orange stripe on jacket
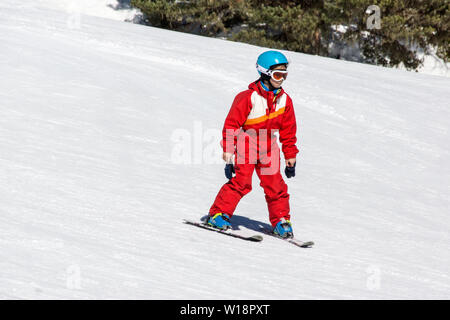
[244,107,286,126]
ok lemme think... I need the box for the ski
[183,220,263,242]
[260,228,314,248]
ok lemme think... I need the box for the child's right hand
[222,152,233,164]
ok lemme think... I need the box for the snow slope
[14,0,140,22]
[1,1,450,299]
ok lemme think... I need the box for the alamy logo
[67,2,82,30]
[66,265,82,290]
[366,5,381,30]
[366,265,381,290]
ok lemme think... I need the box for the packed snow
[16,0,141,22]
[1,0,449,299]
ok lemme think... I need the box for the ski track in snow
[1,1,450,299]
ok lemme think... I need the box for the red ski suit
[209,80,299,226]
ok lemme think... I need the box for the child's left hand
[285,159,296,179]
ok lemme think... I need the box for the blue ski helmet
[256,50,289,75]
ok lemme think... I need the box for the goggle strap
[256,63,271,76]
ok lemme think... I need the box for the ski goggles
[269,69,288,81]
[256,64,288,81]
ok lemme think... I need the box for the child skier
[206,50,299,238]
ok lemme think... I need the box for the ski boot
[273,218,293,238]
[207,213,232,230]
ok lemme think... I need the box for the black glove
[285,162,296,178]
[225,163,235,180]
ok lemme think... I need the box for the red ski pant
[209,147,290,227]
